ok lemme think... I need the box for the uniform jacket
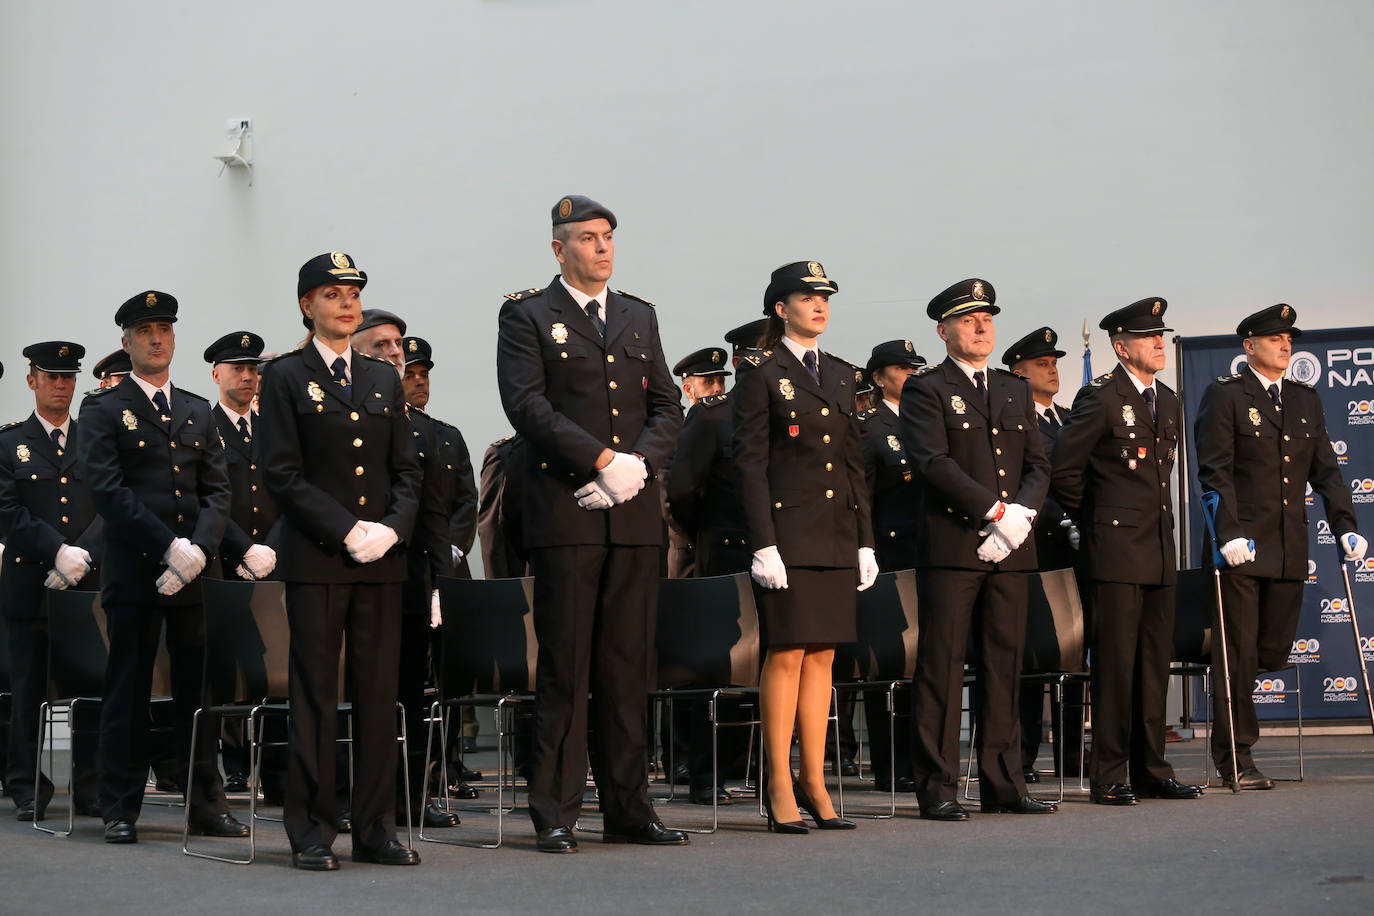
[211,404,281,577]
[477,434,527,578]
[1050,364,1180,586]
[1032,403,1077,572]
[898,357,1049,572]
[1195,366,1356,580]
[0,414,103,618]
[438,420,479,559]
[860,402,920,569]
[666,392,747,550]
[733,346,872,568]
[76,377,229,607]
[258,344,421,584]
[403,407,459,613]
[495,280,681,548]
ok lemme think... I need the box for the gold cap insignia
[905,340,914,352]
[807,261,824,278]
[240,334,251,349]
[58,345,70,357]
[779,378,796,401]
[408,339,418,353]
[551,323,569,344]
[330,251,350,269]
[951,394,966,415]
[1281,305,1291,318]
[145,293,157,308]
[1151,301,1161,315]
[972,281,985,301]
[16,444,30,462]
[711,350,720,364]
[121,409,138,430]
[1044,329,1053,343]
[855,369,863,384]
[307,380,324,402]
[558,197,573,219]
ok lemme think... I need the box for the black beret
[926,278,998,321]
[552,195,617,229]
[403,336,434,368]
[92,349,132,380]
[355,308,407,336]
[298,251,367,300]
[22,340,85,374]
[203,331,265,365]
[865,339,926,374]
[1237,303,1302,340]
[1001,326,1066,368]
[1100,297,1172,335]
[672,347,731,378]
[763,261,839,314]
[115,290,178,328]
[724,318,771,354]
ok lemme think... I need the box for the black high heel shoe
[763,791,808,835]
[794,785,856,830]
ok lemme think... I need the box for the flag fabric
[1082,319,1093,386]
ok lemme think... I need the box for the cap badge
[558,197,573,219]
[807,261,824,278]
[330,251,350,269]
[1122,404,1136,427]
[307,380,324,403]
[711,350,721,364]
[121,409,138,431]
[238,334,250,349]
[972,281,985,301]
[905,340,914,352]
[1044,329,1053,343]
[551,323,569,344]
[1248,406,1262,427]
[408,339,418,353]
[1151,301,1161,316]
[887,435,902,453]
[145,293,157,308]
[1281,305,1291,318]
[58,345,70,357]
[16,444,30,463]
[779,378,796,401]
[951,394,967,415]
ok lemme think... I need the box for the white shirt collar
[781,335,820,364]
[560,276,607,319]
[219,402,252,433]
[1118,362,1153,396]
[1033,401,1055,421]
[313,336,351,378]
[130,372,173,408]
[33,412,71,442]
[950,356,989,385]
[1249,363,1282,393]
[883,398,900,415]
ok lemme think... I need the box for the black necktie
[803,350,821,385]
[237,417,250,441]
[331,356,352,398]
[584,301,605,338]
[1268,383,1282,412]
[1143,387,1156,423]
[152,390,172,426]
[1044,407,1061,430]
[50,428,63,451]
[973,370,988,403]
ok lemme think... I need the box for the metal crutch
[1337,535,1374,735]
[1200,491,1247,793]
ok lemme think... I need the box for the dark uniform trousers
[900,359,1048,808]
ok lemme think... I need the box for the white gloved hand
[750,545,788,590]
[348,522,399,564]
[164,537,207,584]
[46,544,92,589]
[990,503,1037,550]
[1342,532,1368,562]
[237,544,276,581]
[1220,537,1256,567]
[573,479,613,511]
[344,522,368,551]
[976,528,1014,564]
[451,545,463,566]
[430,589,443,629]
[857,547,879,592]
[1060,517,1080,550]
[595,452,648,504]
[155,569,187,596]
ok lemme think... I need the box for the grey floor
[2,734,1371,915]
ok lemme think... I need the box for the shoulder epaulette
[1217,373,1243,383]
[179,389,210,403]
[857,407,877,422]
[697,392,729,408]
[356,351,393,366]
[1287,376,1314,389]
[615,290,655,307]
[261,346,302,366]
[738,349,775,369]
[425,411,460,433]
[911,364,938,378]
[991,367,1023,380]
[1089,373,1113,388]
[0,420,23,433]
[504,287,544,302]
[85,385,118,397]
[490,434,515,448]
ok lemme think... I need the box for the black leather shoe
[462,737,479,753]
[190,812,250,837]
[983,795,1058,814]
[875,775,918,793]
[14,783,53,822]
[400,802,459,828]
[603,821,690,845]
[447,782,480,800]
[292,844,339,871]
[836,757,859,778]
[1136,778,1203,799]
[919,800,970,821]
[690,786,733,806]
[794,786,856,830]
[458,765,482,782]
[1023,769,1041,784]
[670,762,691,785]
[104,820,138,843]
[335,808,352,834]
[352,839,420,865]
[536,825,578,853]
[1220,766,1274,790]
[1090,783,1138,805]
[224,773,249,793]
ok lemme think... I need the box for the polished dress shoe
[690,786,733,806]
[352,838,420,865]
[983,795,1058,814]
[401,802,459,828]
[1090,783,1138,806]
[603,820,690,845]
[1023,769,1040,784]
[224,773,249,793]
[794,785,856,829]
[15,783,54,822]
[670,762,692,785]
[447,782,480,800]
[292,844,339,871]
[873,775,917,793]
[104,820,138,843]
[1220,766,1274,790]
[189,812,250,837]
[836,756,859,778]
[536,825,578,853]
[335,808,352,834]
[919,800,971,822]
[1136,778,1203,799]
[458,765,482,782]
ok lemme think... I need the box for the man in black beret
[1195,304,1364,789]
[901,279,1057,820]
[1051,297,1202,805]
[0,341,102,821]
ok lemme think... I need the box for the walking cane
[1199,491,1247,793]
[1337,535,1374,735]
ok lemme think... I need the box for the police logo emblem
[807,261,824,278]
[307,380,324,402]
[16,444,30,463]
[951,395,967,415]
[408,339,418,353]
[58,345,70,357]
[1248,406,1262,426]
[711,350,721,364]
[887,435,902,453]
[905,340,914,352]
[972,281,985,301]
[121,409,138,430]
[241,334,251,349]
[789,424,799,437]
[558,197,573,219]
[1122,404,1136,427]
[145,292,157,308]
[551,323,569,344]
[1281,304,1291,319]
[330,251,351,269]
[1151,301,1162,315]
[779,378,796,401]
[1044,329,1053,343]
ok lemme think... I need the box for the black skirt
[754,566,857,648]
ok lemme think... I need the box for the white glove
[451,545,464,566]
[573,479,613,511]
[750,545,788,590]
[236,544,276,580]
[164,537,207,584]
[1342,532,1368,562]
[857,547,879,592]
[430,589,443,629]
[1220,537,1256,567]
[348,522,399,564]
[344,522,368,551]
[976,528,1014,564]
[45,544,92,589]
[595,452,648,504]
[1060,517,1080,550]
[988,503,1037,550]
[155,569,187,596]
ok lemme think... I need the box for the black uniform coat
[77,379,229,608]
[441,421,479,568]
[0,415,102,618]
[258,347,421,583]
[1032,403,1077,572]
[211,405,281,577]
[860,402,920,571]
[477,434,527,578]
[1195,368,1356,580]
[666,392,750,570]
[898,359,1049,571]
[405,407,458,606]
[1050,365,1180,586]
[495,281,681,547]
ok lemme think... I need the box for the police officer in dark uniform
[1050,297,1203,805]
[0,341,102,820]
[496,195,686,852]
[724,318,771,358]
[1196,304,1365,788]
[92,349,132,388]
[76,292,246,843]
[900,279,1057,820]
[478,433,527,578]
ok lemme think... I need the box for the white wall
[3,0,1370,567]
